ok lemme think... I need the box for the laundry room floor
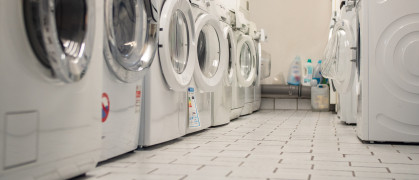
[76,110,419,180]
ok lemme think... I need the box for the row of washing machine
[0,0,266,179]
[323,0,419,143]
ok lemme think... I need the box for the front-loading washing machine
[237,17,257,117]
[211,3,237,126]
[186,0,228,134]
[355,0,419,143]
[329,1,358,125]
[0,0,103,179]
[101,0,159,161]
[248,22,267,112]
[139,0,196,147]
[231,11,257,120]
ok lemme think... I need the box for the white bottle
[302,59,314,86]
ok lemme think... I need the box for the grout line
[146,154,156,159]
[239,162,244,167]
[352,171,356,177]
[378,159,382,163]
[96,172,111,178]
[245,154,251,158]
[183,152,191,156]
[273,167,278,173]
[386,167,391,173]
[349,162,352,166]
[311,156,314,161]
[225,171,233,177]
[169,159,178,164]
[147,168,158,174]
[194,146,200,149]
[311,164,314,170]
[197,165,205,170]
[211,157,218,161]
[278,159,283,163]
[307,174,311,180]
[179,175,188,180]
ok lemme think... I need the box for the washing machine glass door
[159,0,195,91]
[24,0,96,83]
[193,14,228,92]
[104,0,159,83]
[236,35,257,88]
[223,26,237,86]
[332,19,357,94]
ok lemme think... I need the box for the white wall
[248,0,332,84]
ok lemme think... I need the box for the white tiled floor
[77,110,419,180]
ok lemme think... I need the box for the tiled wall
[261,98,312,110]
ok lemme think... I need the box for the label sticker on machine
[135,86,142,113]
[188,87,201,128]
[102,92,110,123]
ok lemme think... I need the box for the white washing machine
[332,1,358,124]
[139,0,195,147]
[211,3,237,126]
[101,0,159,161]
[0,0,103,179]
[186,0,228,134]
[356,0,419,143]
[249,22,267,112]
[231,11,257,120]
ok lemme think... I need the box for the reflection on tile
[76,110,419,180]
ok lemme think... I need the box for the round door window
[55,0,87,61]
[113,0,146,62]
[24,0,95,82]
[169,10,189,74]
[240,42,252,79]
[197,24,220,78]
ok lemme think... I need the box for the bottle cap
[318,60,322,63]
[308,59,312,63]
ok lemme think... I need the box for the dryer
[356,0,419,143]
[186,0,228,133]
[0,0,103,179]
[211,3,237,126]
[101,0,159,161]
[139,0,195,147]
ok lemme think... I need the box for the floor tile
[77,110,419,180]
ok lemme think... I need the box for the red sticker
[102,93,110,122]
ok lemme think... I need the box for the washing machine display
[1,0,103,179]
[101,0,158,161]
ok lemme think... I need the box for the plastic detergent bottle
[312,60,323,85]
[287,56,302,86]
[302,59,313,86]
